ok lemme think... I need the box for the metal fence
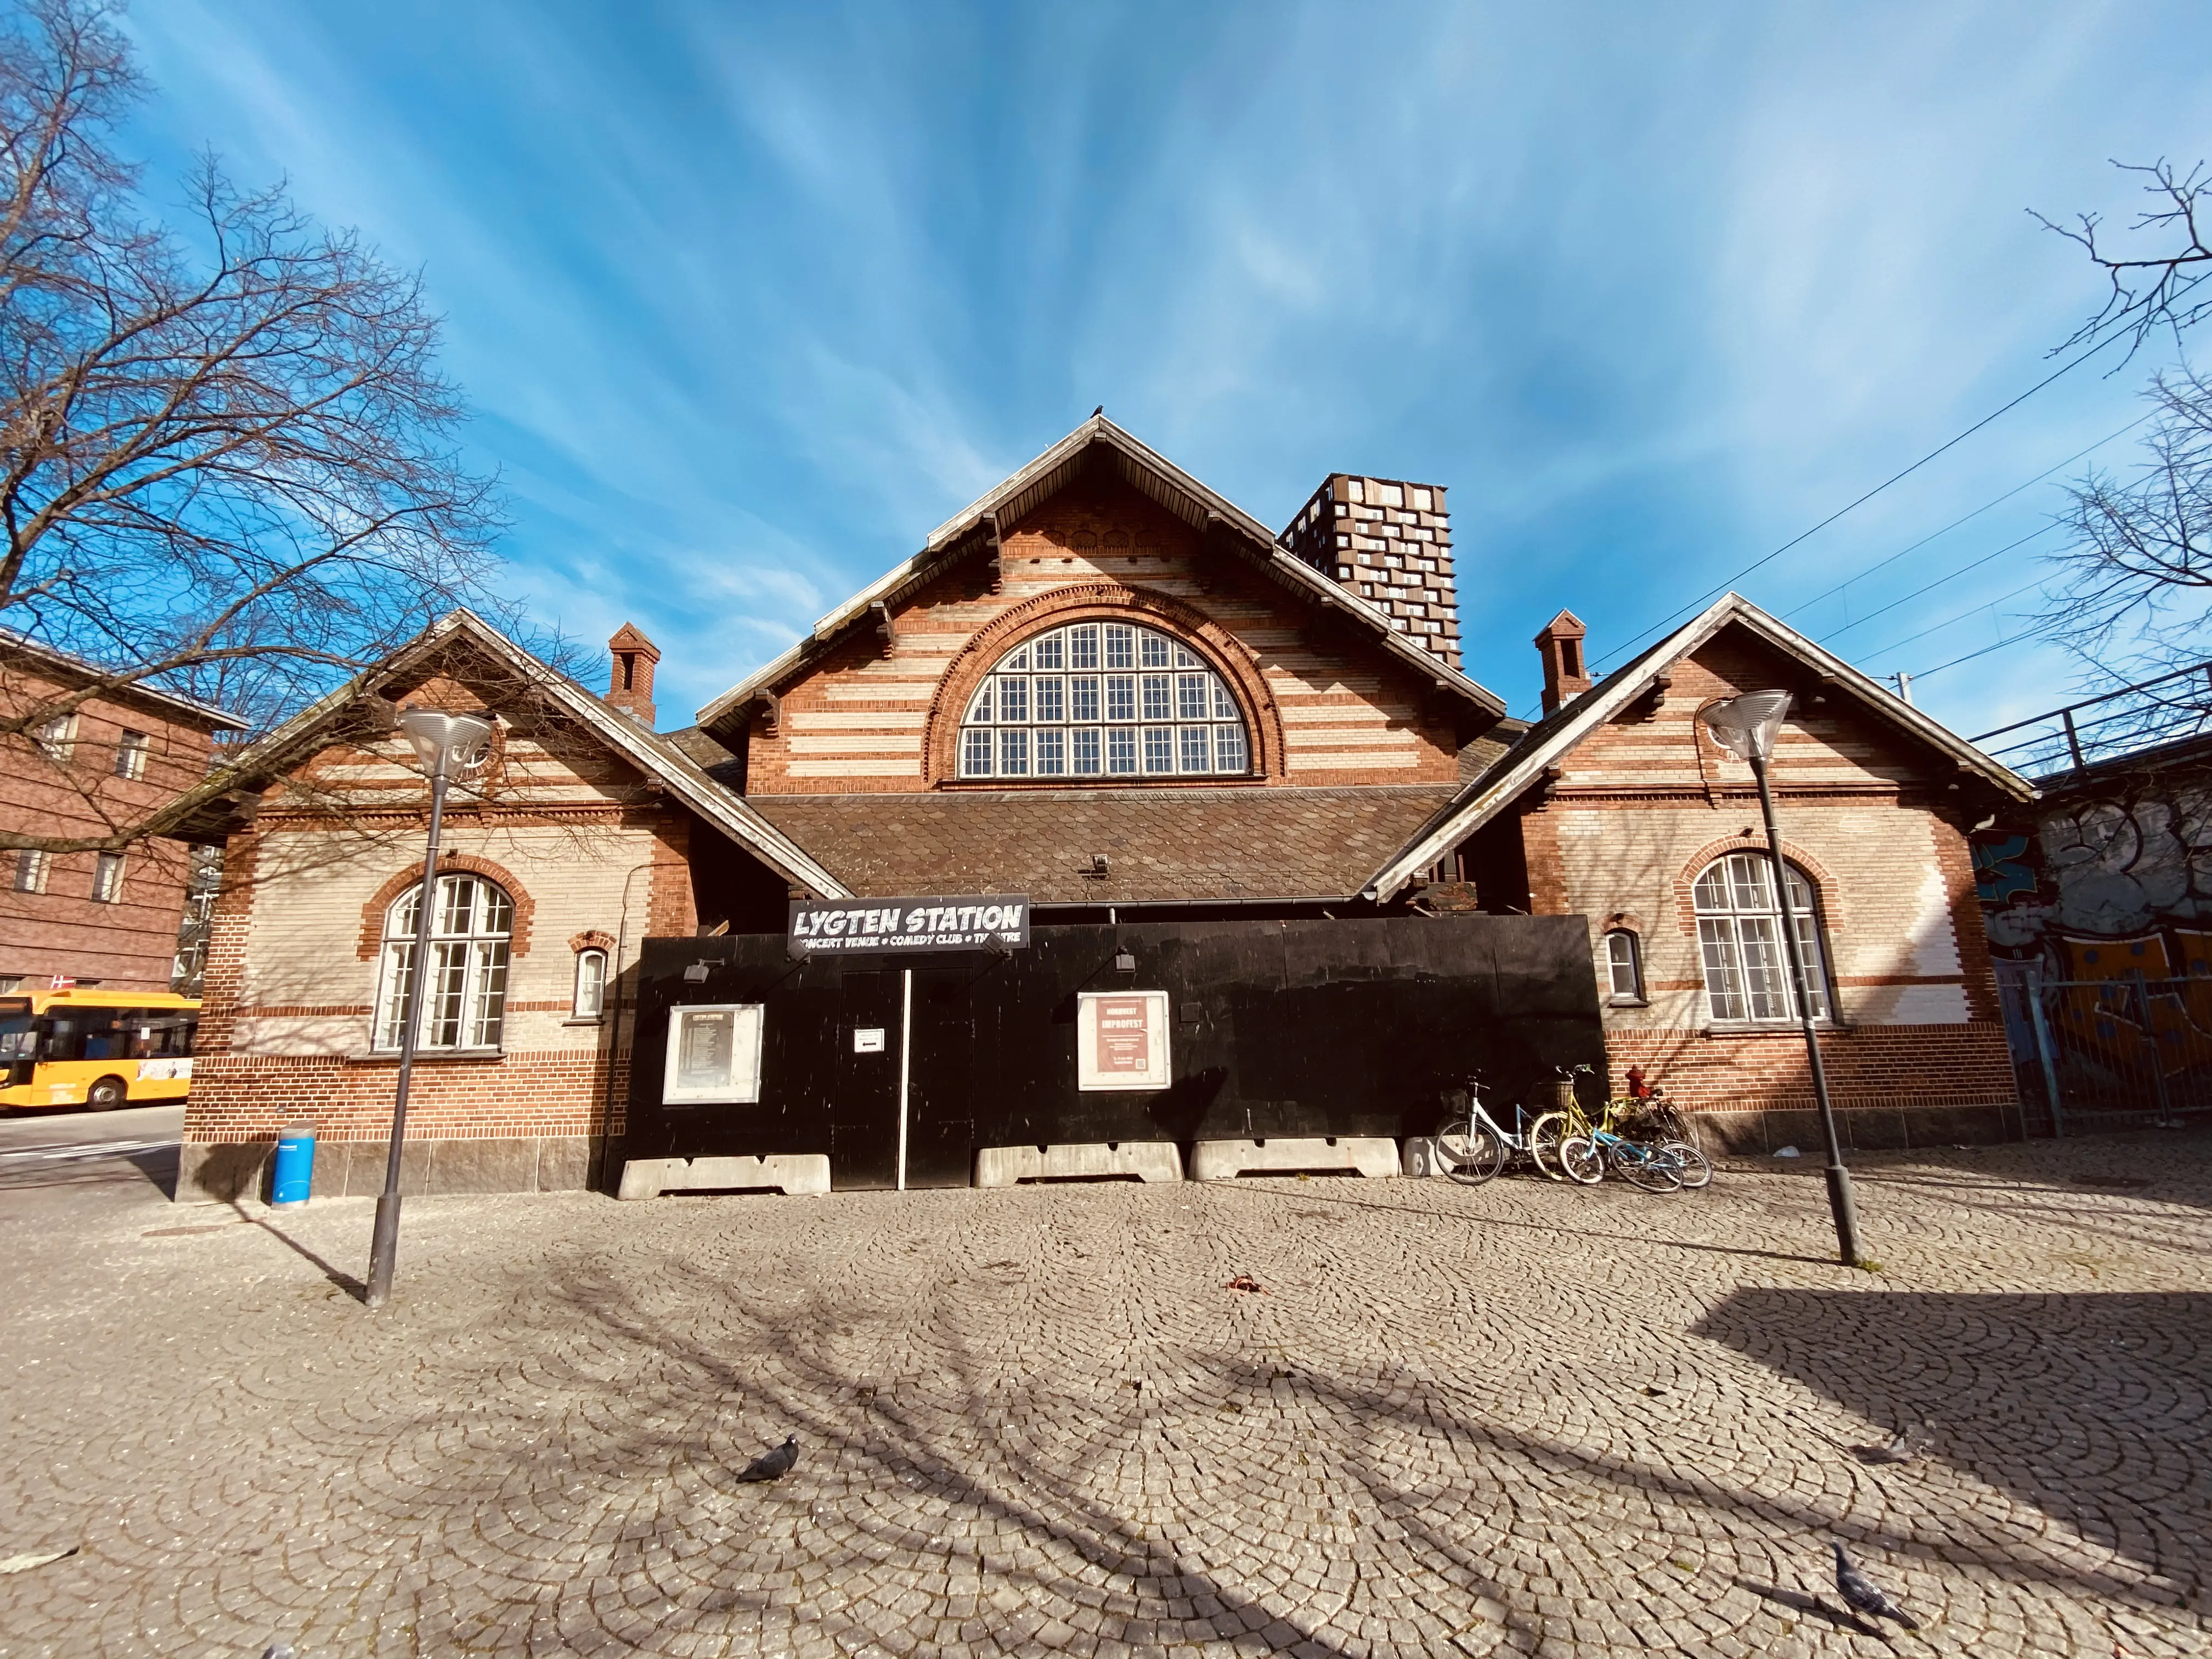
[1999,968,2212,1132]
[1971,660,2212,780]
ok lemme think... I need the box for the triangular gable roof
[233,609,850,898]
[1362,592,2036,902]
[697,415,1508,732]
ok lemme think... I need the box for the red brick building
[179,417,2034,1195]
[0,636,246,992]
[1369,595,2035,1150]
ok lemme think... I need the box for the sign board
[853,1028,885,1053]
[787,894,1030,960]
[1076,990,1172,1091]
[663,1003,765,1104]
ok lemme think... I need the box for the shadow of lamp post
[1700,690,1864,1268]
[366,707,496,1311]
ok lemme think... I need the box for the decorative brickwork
[920,583,1285,786]
[736,475,1468,797]
[1280,473,1462,668]
[354,853,537,960]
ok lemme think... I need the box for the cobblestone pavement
[2,1131,2208,1659]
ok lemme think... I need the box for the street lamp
[1700,690,1864,1268]
[365,707,496,1310]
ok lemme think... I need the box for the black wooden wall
[624,914,1605,1189]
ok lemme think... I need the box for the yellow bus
[0,989,200,1111]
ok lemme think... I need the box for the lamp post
[365,707,495,1310]
[1700,690,1863,1268]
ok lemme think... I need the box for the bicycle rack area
[1997,968,2212,1133]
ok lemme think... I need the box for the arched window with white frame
[572,947,607,1019]
[374,873,514,1050]
[956,620,1251,780]
[1691,851,1830,1023]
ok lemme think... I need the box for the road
[0,1101,183,1227]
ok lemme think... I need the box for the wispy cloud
[119,0,2212,730]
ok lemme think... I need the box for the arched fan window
[373,873,514,1050]
[956,622,1251,780]
[1692,852,1831,1023]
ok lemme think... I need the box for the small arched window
[573,947,607,1020]
[374,873,514,1050]
[957,621,1251,779]
[1603,929,1645,1003]
[1692,852,1830,1023]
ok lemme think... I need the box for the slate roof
[745,785,1464,903]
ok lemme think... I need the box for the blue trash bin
[271,1120,315,1208]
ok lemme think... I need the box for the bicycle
[1431,1075,1548,1185]
[1526,1064,1602,1181]
[1612,1082,1702,1154]
[1559,1126,1713,1192]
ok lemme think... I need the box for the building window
[114,730,150,780]
[92,852,125,904]
[33,714,76,763]
[13,849,48,893]
[572,947,607,1019]
[957,622,1252,780]
[1692,852,1830,1023]
[1604,929,1644,1002]
[373,872,513,1050]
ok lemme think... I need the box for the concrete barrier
[1401,1136,1456,1178]
[617,1154,831,1200]
[974,1142,1184,1186]
[1190,1137,1402,1181]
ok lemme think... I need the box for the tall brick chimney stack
[606,623,660,727]
[1534,610,1592,714]
[1280,475,1461,669]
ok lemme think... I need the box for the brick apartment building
[0,636,246,992]
[178,416,2033,1197]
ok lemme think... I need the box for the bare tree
[0,0,523,856]
[2036,159,2212,359]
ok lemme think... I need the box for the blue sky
[121,1,2212,736]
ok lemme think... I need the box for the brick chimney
[1280,475,1461,669]
[606,623,660,727]
[1534,610,1591,714]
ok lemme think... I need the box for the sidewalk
[1,1129,2207,1657]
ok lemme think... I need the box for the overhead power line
[1858,574,2050,659]
[1588,269,2211,676]
[1818,524,2058,644]
[1780,413,2149,625]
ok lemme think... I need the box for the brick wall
[0,658,231,990]
[740,474,1469,794]
[1497,626,2020,1142]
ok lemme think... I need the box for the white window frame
[373,872,514,1051]
[114,730,150,780]
[572,947,608,1020]
[1603,929,1645,1004]
[1692,852,1831,1024]
[957,622,1253,781]
[34,713,77,764]
[91,851,125,904]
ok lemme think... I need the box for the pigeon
[1833,1543,1919,1630]
[1852,1421,1928,1464]
[1091,404,1104,417]
[736,1434,799,1483]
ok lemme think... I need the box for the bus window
[127,1011,196,1058]
[0,998,30,1069]
[40,1008,125,1063]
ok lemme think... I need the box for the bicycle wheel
[1613,1142,1682,1193]
[1451,1124,1504,1186]
[1527,1113,1570,1181]
[1558,1135,1605,1186]
[1661,1139,1712,1189]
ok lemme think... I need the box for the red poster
[1093,996,1152,1074]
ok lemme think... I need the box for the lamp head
[1700,690,1792,763]
[396,707,495,780]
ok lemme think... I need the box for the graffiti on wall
[1978,782,2212,967]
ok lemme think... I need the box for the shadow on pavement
[1694,1288,2210,1581]
[232,1201,366,1302]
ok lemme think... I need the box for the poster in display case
[662,1003,765,1104]
[1076,989,1171,1091]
